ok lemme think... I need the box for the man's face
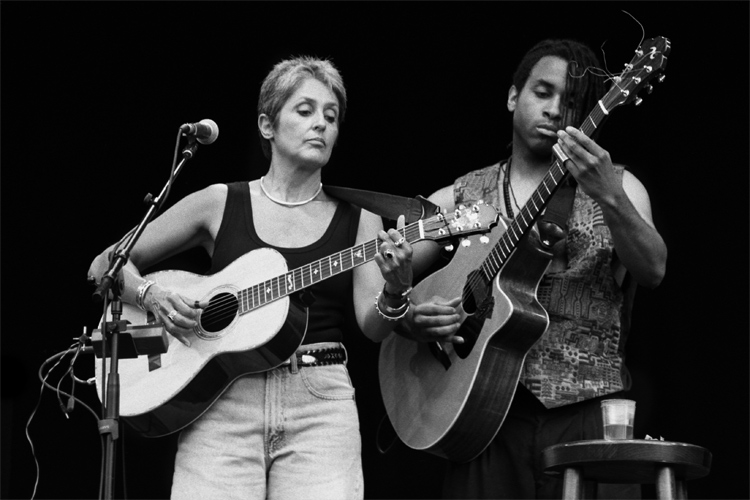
[508,55,574,158]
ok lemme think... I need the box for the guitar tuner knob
[444,244,454,252]
[634,97,643,106]
[461,239,472,247]
[472,205,480,212]
[480,236,490,244]
[658,75,666,83]
[646,84,654,94]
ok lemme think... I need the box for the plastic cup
[601,399,635,440]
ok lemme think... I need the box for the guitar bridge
[148,354,162,372]
[429,342,452,370]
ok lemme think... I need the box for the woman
[88,56,416,499]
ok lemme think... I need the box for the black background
[2,2,748,499]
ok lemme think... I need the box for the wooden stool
[542,439,712,499]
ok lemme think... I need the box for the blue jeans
[171,342,363,500]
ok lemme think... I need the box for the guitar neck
[479,100,609,282]
[236,222,422,315]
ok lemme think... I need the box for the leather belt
[283,347,347,368]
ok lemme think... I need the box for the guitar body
[94,248,307,438]
[379,220,552,462]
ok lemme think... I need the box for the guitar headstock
[603,36,671,110]
[421,201,500,243]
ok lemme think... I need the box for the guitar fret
[293,267,302,289]
[341,249,353,271]
[508,224,520,243]
[311,261,321,282]
[352,243,366,266]
[327,255,335,277]
[529,196,539,212]
[302,266,310,287]
[481,261,494,282]
[365,240,379,260]
[517,210,529,228]
[252,283,261,307]
[487,250,501,274]
[499,237,512,259]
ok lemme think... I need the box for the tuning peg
[634,96,643,106]
[444,244,454,252]
[658,74,666,83]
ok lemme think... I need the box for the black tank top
[208,182,361,344]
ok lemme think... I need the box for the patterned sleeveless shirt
[454,162,633,408]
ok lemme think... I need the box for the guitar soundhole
[453,273,492,359]
[199,292,239,334]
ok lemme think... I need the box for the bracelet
[375,291,410,321]
[135,280,156,311]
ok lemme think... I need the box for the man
[402,38,667,498]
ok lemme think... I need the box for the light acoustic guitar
[378,36,671,463]
[94,202,500,437]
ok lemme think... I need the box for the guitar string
[459,49,656,296]
[461,151,570,300]
[194,194,567,328]
[197,207,494,327]
[194,221,431,326]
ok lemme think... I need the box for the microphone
[180,119,219,145]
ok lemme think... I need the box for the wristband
[375,291,410,321]
[135,280,155,311]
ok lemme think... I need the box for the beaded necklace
[502,158,522,218]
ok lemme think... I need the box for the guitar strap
[324,185,441,224]
[538,176,577,241]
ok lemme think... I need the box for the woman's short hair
[257,56,347,160]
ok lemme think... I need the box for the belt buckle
[300,354,318,365]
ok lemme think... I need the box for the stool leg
[562,468,584,499]
[656,466,677,499]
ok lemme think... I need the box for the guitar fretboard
[478,100,610,282]
[237,222,424,314]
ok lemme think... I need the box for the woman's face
[268,78,340,169]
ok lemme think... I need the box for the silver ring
[168,310,178,321]
[395,237,405,247]
[384,249,394,259]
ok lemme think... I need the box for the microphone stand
[91,136,200,500]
